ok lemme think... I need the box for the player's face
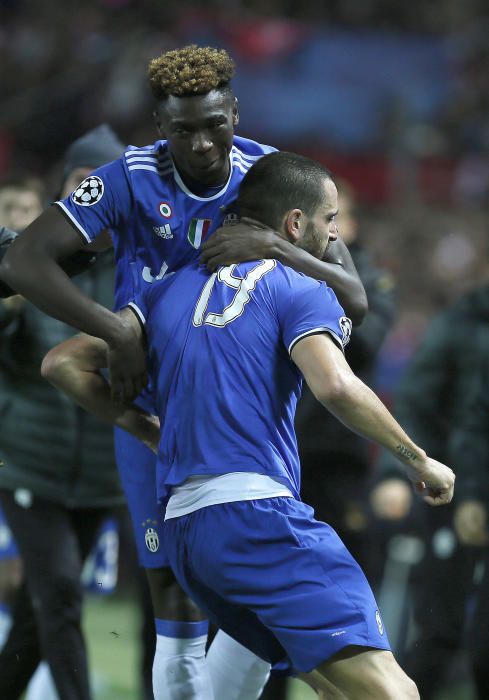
[297,178,339,259]
[156,90,238,187]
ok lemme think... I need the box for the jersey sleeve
[275,270,352,356]
[53,158,132,244]
[126,291,148,331]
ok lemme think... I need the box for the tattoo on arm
[396,444,417,461]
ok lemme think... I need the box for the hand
[454,500,489,547]
[370,479,413,520]
[407,457,455,506]
[1,294,25,314]
[107,319,147,402]
[200,217,276,271]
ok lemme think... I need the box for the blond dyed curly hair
[148,45,235,100]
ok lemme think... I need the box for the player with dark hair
[45,151,454,700]
[2,46,366,700]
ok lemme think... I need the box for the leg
[116,426,270,700]
[0,503,23,654]
[468,547,489,699]
[0,490,105,700]
[402,505,474,698]
[298,671,347,699]
[147,566,212,700]
[114,427,213,700]
[304,646,418,700]
[0,580,41,698]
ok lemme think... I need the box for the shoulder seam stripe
[288,328,344,356]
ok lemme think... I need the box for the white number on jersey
[193,260,276,328]
[142,261,168,283]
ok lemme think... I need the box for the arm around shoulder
[274,235,368,325]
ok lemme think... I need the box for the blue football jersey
[55,136,276,312]
[131,260,351,502]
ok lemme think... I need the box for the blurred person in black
[371,281,489,699]
[448,353,489,699]
[0,180,45,660]
[0,126,126,700]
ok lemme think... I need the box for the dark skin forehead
[156,89,236,130]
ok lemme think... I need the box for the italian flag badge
[187,218,211,248]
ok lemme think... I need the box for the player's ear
[232,97,239,127]
[153,109,166,138]
[283,209,303,243]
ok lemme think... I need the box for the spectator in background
[0,179,44,665]
[0,176,45,234]
[445,352,489,699]
[371,279,489,698]
[0,177,44,331]
[0,125,126,700]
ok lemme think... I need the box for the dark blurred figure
[261,181,396,700]
[0,126,126,700]
[371,282,489,699]
[445,352,489,699]
[0,183,44,660]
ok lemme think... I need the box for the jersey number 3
[193,260,276,328]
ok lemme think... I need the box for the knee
[32,571,82,621]
[360,659,419,700]
[378,672,419,700]
[147,567,203,622]
[401,676,420,700]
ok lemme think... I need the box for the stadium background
[1,0,488,698]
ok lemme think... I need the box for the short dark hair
[0,174,45,200]
[148,45,235,100]
[237,152,333,230]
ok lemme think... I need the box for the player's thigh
[0,489,81,581]
[145,565,206,622]
[297,670,347,699]
[313,646,419,700]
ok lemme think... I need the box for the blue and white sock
[153,619,212,700]
[207,630,271,700]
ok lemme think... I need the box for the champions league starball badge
[72,176,104,206]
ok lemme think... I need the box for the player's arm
[0,208,145,399]
[41,308,159,453]
[200,220,367,325]
[291,333,455,506]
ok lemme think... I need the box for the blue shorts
[163,497,390,674]
[114,427,168,569]
[0,504,18,560]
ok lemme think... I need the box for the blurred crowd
[1,2,489,699]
